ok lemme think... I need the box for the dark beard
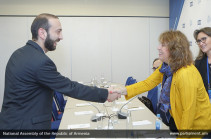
[44,34,59,51]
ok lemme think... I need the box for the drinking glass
[126,110,133,129]
[96,113,104,129]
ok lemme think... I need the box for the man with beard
[0,13,120,130]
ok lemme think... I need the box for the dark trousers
[168,117,178,132]
[157,105,178,132]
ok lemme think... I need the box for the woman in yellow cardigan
[119,30,211,133]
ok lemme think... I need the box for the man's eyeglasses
[152,67,158,70]
[196,37,207,45]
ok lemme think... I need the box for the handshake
[106,86,127,102]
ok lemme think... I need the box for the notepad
[133,120,152,126]
[76,103,91,107]
[68,123,90,129]
[116,101,128,104]
[74,111,93,115]
[127,107,144,111]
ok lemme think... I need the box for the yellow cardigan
[126,64,211,130]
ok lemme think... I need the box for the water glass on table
[96,113,104,129]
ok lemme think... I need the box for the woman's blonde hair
[193,27,211,60]
[159,30,193,73]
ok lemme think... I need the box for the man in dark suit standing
[0,13,120,130]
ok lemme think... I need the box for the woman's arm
[125,66,163,100]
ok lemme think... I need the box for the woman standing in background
[194,27,211,101]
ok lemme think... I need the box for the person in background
[0,13,120,130]
[194,27,211,97]
[147,58,162,114]
[152,58,163,71]
[116,30,211,134]
[194,27,211,139]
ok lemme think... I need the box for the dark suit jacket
[195,56,209,92]
[0,40,108,130]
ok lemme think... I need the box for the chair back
[147,86,158,114]
[54,91,66,112]
[52,100,59,121]
[125,76,137,86]
[138,96,154,114]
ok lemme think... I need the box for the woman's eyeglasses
[196,37,207,45]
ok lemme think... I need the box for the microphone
[87,102,103,122]
[117,95,139,119]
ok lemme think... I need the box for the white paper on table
[74,111,93,115]
[68,123,90,129]
[116,101,129,105]
[110,85,117,87]
[127,107,144,111]
[76,103,91,107]
[133,120,152,126]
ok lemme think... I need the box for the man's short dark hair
[31,13,58,41]
[153,58,160,64]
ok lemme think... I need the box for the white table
[56,94,173,138]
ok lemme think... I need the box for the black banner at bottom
[0,130,211,138]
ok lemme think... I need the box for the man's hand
[108,86,128,95]
[106,86,128,102]
[107,90,121,102]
